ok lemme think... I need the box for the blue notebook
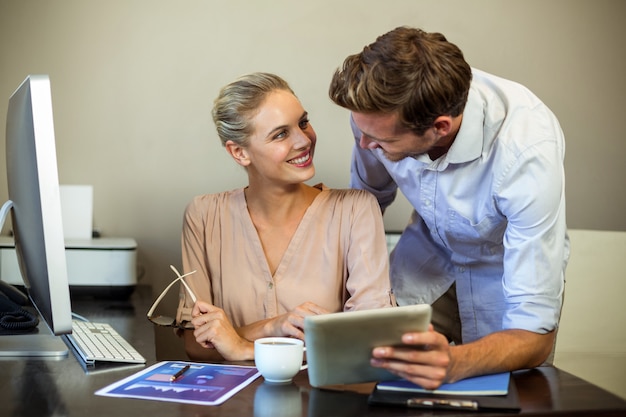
[376,372,510,396]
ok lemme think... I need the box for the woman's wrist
[236,339,255,361]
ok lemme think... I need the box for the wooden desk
[1,286,625,417]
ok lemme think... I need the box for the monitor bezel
[0,74,73,357]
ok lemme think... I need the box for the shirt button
[459,267,466,273]
[424,199,431,206]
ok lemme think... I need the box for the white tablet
[304,304,432,387]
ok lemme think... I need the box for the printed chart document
[96,361,260,406]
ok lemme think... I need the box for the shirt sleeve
[342,189,395,310]
[498,136,568,333]
[176,196,215,324]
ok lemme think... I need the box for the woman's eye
[299,119,310,129]
[273,130,287,140]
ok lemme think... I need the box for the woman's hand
[191,300,254,361]
[263,302,329,340]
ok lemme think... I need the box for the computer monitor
[0,74,73,357]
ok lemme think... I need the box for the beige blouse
[176,184,393,327]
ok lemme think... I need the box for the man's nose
[359,134,378,150]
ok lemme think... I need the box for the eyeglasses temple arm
[178,275,198,304]
[170,266,198,304]
[146,270,198,318]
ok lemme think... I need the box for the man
[329,26,569,389]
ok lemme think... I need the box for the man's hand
[370,324,452,389]
[370,326,556,389]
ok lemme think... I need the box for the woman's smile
[287,151,313,167]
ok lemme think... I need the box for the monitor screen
[0,74,73,357]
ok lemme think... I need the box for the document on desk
[376,372,511,395]
[95,361,260,406]
[368,372,521,412]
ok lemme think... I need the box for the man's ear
[225,141,250,167]
[433,115,454,137]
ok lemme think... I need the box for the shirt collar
[408,85,485,169]
[441,86,485,165]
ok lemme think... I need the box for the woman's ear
[225,141,250,167]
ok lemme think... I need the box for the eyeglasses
[147,265,198,329]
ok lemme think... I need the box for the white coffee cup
[254,337,304,384]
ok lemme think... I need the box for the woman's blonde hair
[212,72,294,147]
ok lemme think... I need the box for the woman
[176,73,393,361]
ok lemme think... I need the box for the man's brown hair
[329,27,472,135]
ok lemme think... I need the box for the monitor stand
[0,319,68,358]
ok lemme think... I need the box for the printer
[0,236,138,299]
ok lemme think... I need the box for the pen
[407,398,479,410]
[170,365,191,382]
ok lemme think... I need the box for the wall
[1,0,625,390]
[554,229,626,399]
[1,0,625,289]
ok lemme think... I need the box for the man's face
[352,112,443,162]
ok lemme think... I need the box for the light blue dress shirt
[350,68,570,343]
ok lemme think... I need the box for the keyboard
[65,320,146,365]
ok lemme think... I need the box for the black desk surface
[1,286,625,417]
